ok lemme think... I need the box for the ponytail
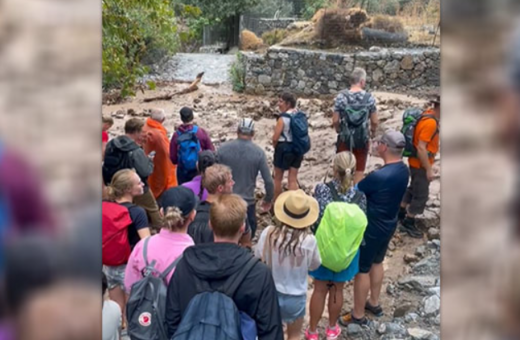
[333,152,356,194]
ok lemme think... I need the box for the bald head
[150,108,166,122]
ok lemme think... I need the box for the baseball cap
[238,118,255,135]
[180,107,194,123]
[378,130,406,149]
[157,186,197,216]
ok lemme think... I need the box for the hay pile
[364,15,405,33]
[240,30,264,51]
[314,8,368,45]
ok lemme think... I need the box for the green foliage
[246,0,294,18]
[102,0,178,97]
[182,0,260,21]
[262,29,288,46]
[229,53,246,92]
[302,0,333,20]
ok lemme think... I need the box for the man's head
[376,130,406,160]
[202,164,234,195]
[150,108,166,123]
[350,67,367,88]
[278,92,297,113]
[180,107,194,124]
[237,118,255,138]
[102,116,114,132]
[124,118,145,143]
[430,95,440,119]
[209,194,247,241]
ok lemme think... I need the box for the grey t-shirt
[102,300,121,340]
[217,138,274,205]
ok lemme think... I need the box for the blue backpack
[177,126,201,171]
[281,111,311,156]
[172,257,259,340]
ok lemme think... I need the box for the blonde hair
[202,164,232,194]
[163,206,187,231]
[269,223,311,257]
[209,194,247,238]
[333,151,356,194]
[102,115,114,126]
[106,169,136,200]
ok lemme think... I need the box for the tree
[181,0,260,21]
[102,0,178,97]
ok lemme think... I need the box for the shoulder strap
[360,91,371,105]
[418,114,439,142]
[350,190,364,205]
[142,236,151,267]
[223,256,259,297]
[159,254,183,280]
[326,181,341,202]
[192,125,199,134]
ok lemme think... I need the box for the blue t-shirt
[358,162,409,237]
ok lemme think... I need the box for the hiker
[332,67,379,184]
[339,131,409,326]
[102,169,151,328]
[272,92,311,201]
[399,96,440,238]
[143,108,177,199]
[306,151,367,340]
[255,190,321,340]
[103,272,122,340]
[124,186,196,291]
[169,107,215,185]
[103,115,114,159]
[218,118,274,238]
[181,150,217,202]
[187,164,252,247]
[103,118,162,229]
[165,194,283,339]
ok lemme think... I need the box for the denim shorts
[103,264,126,292]
[277,292,306,324]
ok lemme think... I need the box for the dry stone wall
[242,46,440,95]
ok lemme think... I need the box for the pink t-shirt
[124,230,194,292]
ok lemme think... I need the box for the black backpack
[126,237,183,340]
[102,140,135,185]
[338,92,372,149]
[187,201,214,244]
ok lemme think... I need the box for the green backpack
[316,202,367,272]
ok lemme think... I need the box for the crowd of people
[101,66,440,340]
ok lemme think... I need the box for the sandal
[338,311,369,327]
[365,301,383,317]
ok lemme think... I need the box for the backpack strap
[158,254,183,280]
[142,236,151,267]
[280,113,292,141]
[420,114,439,142]
[192,125,199,134]
[359,91,371,106]
[223,256,259,297]
[326,181,341,202]
[350,190,364,205]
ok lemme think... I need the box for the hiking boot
[338,311,369,327]
[326,324,342,340]
[304,328,319,340]
[365,301,384,317]
[401,217,423,239]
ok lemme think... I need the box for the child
[255,189,321,340]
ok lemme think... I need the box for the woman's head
[160,186,197,232]
[333,151,356,193]
[197,150,217,175]
[106,169,143,200]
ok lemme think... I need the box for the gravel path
[146,53,236,85]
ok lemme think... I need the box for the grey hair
[387,146,404,156]
[150,108,166,122]
[350,67,367,85]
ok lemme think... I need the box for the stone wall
[241,46,440,95]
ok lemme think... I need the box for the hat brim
[274,191,320,229]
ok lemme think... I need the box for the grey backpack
[126,237,183,340]
[338,92,372,149]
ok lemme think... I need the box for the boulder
[427,228,440,240]
[408,328,434,340]
[423,295,440,316]
[393,303,413,318]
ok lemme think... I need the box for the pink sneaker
[326,324,341,340]
[304,328,319,340]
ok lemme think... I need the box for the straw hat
[274,189,319,229]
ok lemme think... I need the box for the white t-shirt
[254,225,321,295]
[102,300,121,340]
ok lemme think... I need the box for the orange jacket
[143,118,177,198]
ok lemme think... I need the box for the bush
[262,29,288,46]
[240,30,264,51]
[229,53,246,92]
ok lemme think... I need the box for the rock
[385,323,407,336]
[113,109,126,119]
[384,60,400,73]
[405,312,419,323]
[369,46,382,52]
[427,286,440,297]
[258,75,271,85]
[432,239,440,249]
[193,98,201,104]
[413,256,440,276]
[434,314,440,325]
[255,84,265,94]
[347,323,363,337]
[387,283,396,296]
[415,245,426,257]
[378,323,387,334]
[423,295,440,316]
[373,68,384,82]
[408,328,434,340]
[393,303,413,317]
[427,228,440,240]
[400,55,414,70]
[387,240,396,251]
[128,108,137,116]
[404,254,419,264]
[398,276,436,293]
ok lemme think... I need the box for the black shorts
[402,167,430,215]
[274,142,303,170]
[359,230,393,273]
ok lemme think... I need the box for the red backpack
[102,201,132,266]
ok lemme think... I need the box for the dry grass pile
[364,15,405,33]
[314,8,366,44]
[345,7,369,29]
[261,29,288,46]
[240,30,264,51]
